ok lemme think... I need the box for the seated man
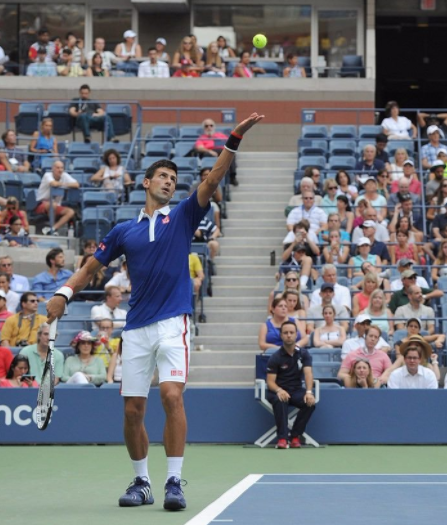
[35,159,80,235]
[69,84,118,143]
[355,220,390,263]
[91,286,127,329]
[32,248,73,301]
[0,130,30,172]
[387,177,420,210]
[306,283,349,333]
[388,269,443,314]
[287,192,328,235]
[390,258,429,291]
[266,320,316,449]
[390,160,421,195]
[282,220,320,266]
[26,47,57,77]
[138,47,170,78]
[0,256,29,293]
[279,244,312,289]
[355,144,385,178]
[0,292,47,347]
[341,314,390,358]
[282,52,307,78]
[193,216,220,261]
[105,258,130,294]
[309,264,352,313]
[426,160,446,201]
[288,175,323,208]
[387,337,438,389]
[394,285,435,334]
[57,48,85,77]
[87,37,117,70]
[318,213,350,244]
[352,207,390,243]
[28,28,58,63]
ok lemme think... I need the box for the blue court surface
[185,474,447,525]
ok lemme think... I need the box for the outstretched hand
[233,112,265,136]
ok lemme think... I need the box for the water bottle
[68,223,74,238]
[270,251,276,266]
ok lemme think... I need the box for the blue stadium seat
[128,190,146,205]
[200,157,218,170]
[105,104,132,137]
[68,142,100,157]
[68,301,101,317]
[170,190,189,204]
[225,61,236,77]
[101,142,132,155]
[81,211,112,241]
[387,140,415,156]
[297,56,311,77]
[299,140,328,157]
[308,348,342,362]
[358,125,382,139]
[82,206,114,222]
[177,173,194,187]
[46,103,73,135]
[171,157,199,172]
[69,172,93,187]
[72,157,100,173]
[328,155,356,170]
[145,141,172,158]
[57,383,96,388]
[115,206,140,223]
[301,125,328,139]
[330,125,357,139]
[329,140,357,157]
[298,155,326,170]
[83,191,117,208]
[141,156,168,170]
[255,61,280,75]
[20,172,41,188]
[174,141,196,157]
[0,172,24,202]
[178,126,202,140]
[41,157,68,172]
[256,73,279,78]
[135,174,145,190]
[148,126,178,141]
[340,55,365,78]
[14,103,44,135]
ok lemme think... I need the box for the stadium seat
[20,172,41,188]
[225,61,236,77]
[255,61,280,75]
[82,191,117,208]
[102,142,132,156]
[328,155,356,170]
[141,156,168,170]
[41,157,68,172]
[57,383,96,388]
[340,55,365,78]
[134,174,145,190]
[145,141,172,158]
[387,140,415,156]
[301,125,328,139]
[330,125,357,139]
[308,348,342,362]
[171,157,199,173]
[0,172,24,202]
[81,209,113,241]
[358,125,382,139]
[46,103,73,135]
[299,140,328,157]
[256,73,279,78]
[298,155,326,171]
[72,157,100,173]
[329,140,357,157]
[68,142,100,158]
[68,301,101,317]
[69,172,93,187]
[297,56,311,77]
[105,104,132,137]
[128,190,146,205]
[174,141,196,157]
[82,206,114,222]
[148,126,178,141]
[178,126,202,140]
[14,103,44,135]
[170,190,189,204]
[200,157,218,170]
[115,206,140,223]
[177,173,194,187]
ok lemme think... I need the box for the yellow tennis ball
[253,34,267,49]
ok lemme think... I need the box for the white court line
[184,474,262,525]
[258,482,447,485]
[262,473,447,476]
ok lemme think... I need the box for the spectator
[0,272,19,313]
[57,48,84,77]
[338,325,394,385]
[312,305,346,349]
[26,47,57,77]
[29,118,58,171]
[389,269,443,313]
[389,196,423,238]
[86,52,109,77]
[309,168,323,196]
[389,213,422,244]
[87,38,117,70]
[114,30,142,75]
[95,318,120,368]
[355,144,385,177]
[0,343,13,378]
[62,331,106,386]
[310,264,352,312]
[427,176,447,222]
[390,259,429,292]
[28,28,58,62]
[0,290,13,330]
[216,36,236,59]
[318,213,350,244]
[32,248,73,301]
[358,220,391,264]
[343,358,379,388]
[194,119,228,159]
[335,195,354,234]
[188,34,204,59]
[421,125,444,169]
[202,42,226,77]
[348,238,381,279]
[75,239,97,271]
[352,261,391,294]
[105,258,130,293]
[389,147,409,181]
[189,253,204,294]
[381,100,416,140]
[431,240,447,284]
[390,160,421,195]
[387,339,438,389]
[191,168,222,228]
[388,176,421,211]
[60,32,85,65]
[138,47,170,78]
[341,314,390,358]
[72,254,106,302]
[0,43,9,75]
[437,148,447,176]
[282,53,306,78]
[91,286,127,329]
[0,355,38,388]
[69,84,118,143]
[0,197,29,234]
[354,178,387,223]
[376,168,390,201]
[320,178,339,215]
[282,221,320,267]
[375,133,391,167]
[172,58,200,77]
[268,270,310,313]
[1,130,31,172]
[335,170,358,204]
[306,282,349,333]
[394,285,435,334]
[266,321,316,449]
[172,36,203,72]
[352,206,390,243]
[390,229,420,266]
[363,289,394,336]
[426,160,446,201]
[4,215,35,248]
[322,229,350,265]
[193,216,220,261]
[287,192,328,235]
[0,256,29,293]
[394,318,445,358]
[155,37,171,65]
[417,112,447,138]
[352,198,370,229]
[35,160,79,235]
[90,149,132,198]
[233,51,265,77]
[352,272,379,317]
[258,297,307,353]
[279,244,312,289]
[282,290,306,336]
[19,322,64,385]
[107,339,123,384]
[431,208,447,242]
[288,176,323,207]
[0,292,46,347]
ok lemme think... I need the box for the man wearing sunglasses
[388,269,443,314]
[0,256,29,293]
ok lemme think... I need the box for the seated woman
[363,289,394,336]
[62,331,107,385]
[352,272,379,317]
[352,198,370,229]
[172,36,204,73]
[233,51,265,78]
[389,148,409,181]
[0,196,29,234]
[86,52,109,77]
[431,239,447,284]
[258,297,307,353]
[321,178,339,215]
[390,228,420,265]
[90,149,133,199]
[75,239,98,271]
[114,30,142,75]
[348,238,381,278]
[427,180,447,222]
[381,100,416,140]
[282,290,306,337]
[376,169,390,201]
[202,41,226,77]
[343,358,380,389]
[322,229,350,265]
[389,213,423,243]
[29,118,58,171]
[395,318,445,368]
[3,215,35,248]
[335,170,358,205]
[268,270,310,313]
[0,355,38,388]
[217,36,236,59]
[72,254,106,302]
[313,305,346,348]
[355,261,390,292]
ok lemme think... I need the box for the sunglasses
[286,278,298,282]
[328,186,337,190]
[28,299,38,303]
[204,124,214,128]
[0,263,12,267]
[303,197,314,200]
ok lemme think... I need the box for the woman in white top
[389,148,409,181]
[90,149,132,198]
[363,289,394,336]
[313,305,346,349]
[216,36,236,59]
[322,230,350,265]
[381,101,417,140]
[114,30,142,75]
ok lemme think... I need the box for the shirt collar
[404,365,423,377]
[137,206,171,223]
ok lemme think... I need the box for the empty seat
[200,157,218,170]
[145,141,172,158]
[340,55,365,78]
[170,190,189,204]
[19,172,41,188]
[101,142,132,155]
[14,103,44,135]
[134,173,145,190]
[297,56,311,77]
[358,125,382,139]
[46,103,73,135]
[128,190,146,205]
[299,140,328,157]
[387,140,415,156]
[69,172,93,187]
[83,191,117,208]
[174,141,196,157]
[82,206,114,222]
[256,73,279,78]
[301,125,328,139]
[41,157,67,172]
[178,126,202,140]
[115,206,140,223]
[171,157,199,172]
[330,125,357,139]
[329,140,356,157]
[81,211,112,241]
[105,104,132,136]
[68,142,100,157]
[255,61,280,75]
[328,155,356,170]
[149,126,178,141]
[298,155,326,171]
[72,157,100,173]
[141,156,168,170]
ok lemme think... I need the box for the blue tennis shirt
[94,191,210,331]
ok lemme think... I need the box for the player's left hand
[233,113,265,136]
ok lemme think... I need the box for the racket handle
[49,319,58,341]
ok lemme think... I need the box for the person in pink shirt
[0,289,13,330]
[390,160,421,195]
[0,345,13,378]
[0,354,38,387]
[337,324,398,386]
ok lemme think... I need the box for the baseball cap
[0,290,6,300]
[156,37,167,46]
[355,313,371,325]
[427,124,445,138]
[363,176,377,184]
[430,159,446,171]
[397,258,413,268]
[357,236,371,246]
[361,220,376,229]
[403,159,414,166]
[401,269,417,279]
[123,30,137,38]
[437,148,447,156]
[320,282,334,292]
[406,317,422,328]
[180,58,192,66]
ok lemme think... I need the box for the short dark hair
[200,167,211,178]
[280,320,297,333]
[336,194,351,211]
[240,50,250,59]
[38,28,49,36]
[62,48,72,56]
[147,46,157,53]
[8,215,21,226]
[20,292,37,307]
[286,52,297,61]
[46,248,63,267]
[1,129,13,143]
[79,84,90,92]
[6,355,30,379]
[144,159,178,180]
[103,148,121,166]
[0,272,10,282]
[376,133,388,143]
[65,32,75,40]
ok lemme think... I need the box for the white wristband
[55,285,74,302]
[306,390,313,394]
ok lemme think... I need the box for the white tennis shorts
[121,314,190,397]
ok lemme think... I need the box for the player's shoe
[276,438,289,449]
[163,476,187,511]
[290,437,301,448]
[118,476,154,507]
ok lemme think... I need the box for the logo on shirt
[99,242,106,251]
[162,216,170,225]
[280,365,289,370]
[171,370,183,377]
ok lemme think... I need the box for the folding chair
[254,354,320,448]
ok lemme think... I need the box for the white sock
[131,457,150,483]
[300,275,308,289]
[166,457,184,482]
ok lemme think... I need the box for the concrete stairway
[189,151,297,387]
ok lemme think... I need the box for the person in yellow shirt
[93,317,121,367]
[189,253,204,294]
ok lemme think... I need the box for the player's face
[144,168,177,204]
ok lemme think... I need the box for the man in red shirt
[172,58,199,78]
[0,345,13,378]
[390,159,422,195]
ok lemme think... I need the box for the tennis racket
[36,319,58,431]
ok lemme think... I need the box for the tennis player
[46,112,264,511]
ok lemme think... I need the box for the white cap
[438,148,447,155]
[357,236,371,246]
[156,37,167,46]
[123,30,137,38]
[427,125,445,138]
[403,159,414,166]
[362,220,376,229]
[0,290,6,300]
[355,313,372,324]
